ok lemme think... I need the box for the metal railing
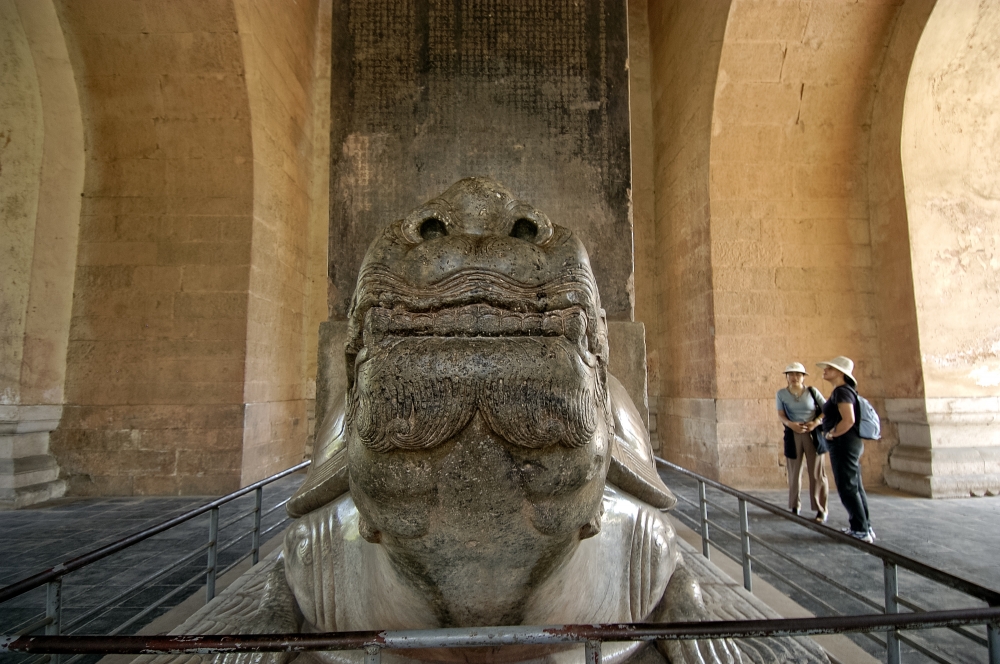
[0,461,308,664]
[2,457,999,664]
[656,458,1000,664]
[5,609,1000,662]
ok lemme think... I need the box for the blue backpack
[848,387,881,440]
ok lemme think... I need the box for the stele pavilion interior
[2,0,999,520]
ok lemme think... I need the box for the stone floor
[1,468,998,664]
[659,465,1000,664]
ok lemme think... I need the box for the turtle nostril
[419,218,448,241]
[510,218,538,242]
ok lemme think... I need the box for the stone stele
[136,178,829,664]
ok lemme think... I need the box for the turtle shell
[286,374,674,519]
[604,374,676,510]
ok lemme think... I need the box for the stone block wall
[890,0,1000,497]
[639,0,937,489]
[1,0,84,507]
[1,1,45,412]
[50,0,255,495]
[41,0,330,496]
[644,0,731,479]
[706,0,902,488]
[234,0,330,484]
[6,0,996,499]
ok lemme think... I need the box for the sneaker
[792,507,800,516]
[814,512,828,524]
[849,529,875,544]
[867,527,876,541]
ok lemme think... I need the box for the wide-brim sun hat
[816,356,857,387]
[783,362,808,375]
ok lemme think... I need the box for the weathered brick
[182,265,250,293]
[719,41,785,83]
[143,0,239,34]
[178,474,240,496]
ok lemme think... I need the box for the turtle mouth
[361,303,589,350]
[346,267,605,381]
[344,268,609,453]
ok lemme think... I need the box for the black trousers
[828,431,870,532]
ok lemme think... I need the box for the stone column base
[884,398,1000,498]
[0,405,67,510]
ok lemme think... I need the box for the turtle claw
[653,566,744,664]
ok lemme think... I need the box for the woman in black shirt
[816,356,874,543]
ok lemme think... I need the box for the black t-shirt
[822,385,859,435]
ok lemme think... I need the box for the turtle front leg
[651,565,743,664]
[215,561,303,664]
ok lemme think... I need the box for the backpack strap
[807,386,823,419]
[843,384,862,434]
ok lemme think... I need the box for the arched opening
[888,0,1000,497]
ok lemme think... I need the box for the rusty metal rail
[657,457,1000,664]
[0,461,309,605]
[0,461,310,664]
[3,608,1000,658]
[4,458,1000,664]
[657,458,1000,606]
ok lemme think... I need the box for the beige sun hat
[783,362,808,375]
[816,356,857,387]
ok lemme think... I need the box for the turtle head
[345,177,609,389]
[342,178,613,625]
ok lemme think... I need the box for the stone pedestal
[0,405,66,509]
[885,398,1000,498]
[606,321,650,428]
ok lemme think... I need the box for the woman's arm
[825,402,856,439]
[804,388,824,432]
[777,409,806,433]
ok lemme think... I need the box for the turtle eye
[510,218,538,242]
[419,218,448,240]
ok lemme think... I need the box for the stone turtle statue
[205,178,743,664]
[258,177,740,664]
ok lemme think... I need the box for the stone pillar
[888,0,1000,498]
[0,407,66,509]
[886,399,1000,497]
[0,0,84,508]
[48,0,330,495]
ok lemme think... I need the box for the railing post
[698,480,710,560]
[988,619,999,664]
[252,486,263,565]
[45,578,62,664]
[738,497,752,592]
[585,640,602,664]
[883,560,900,664]
[207,506,219,602]
[365,645,381,664]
